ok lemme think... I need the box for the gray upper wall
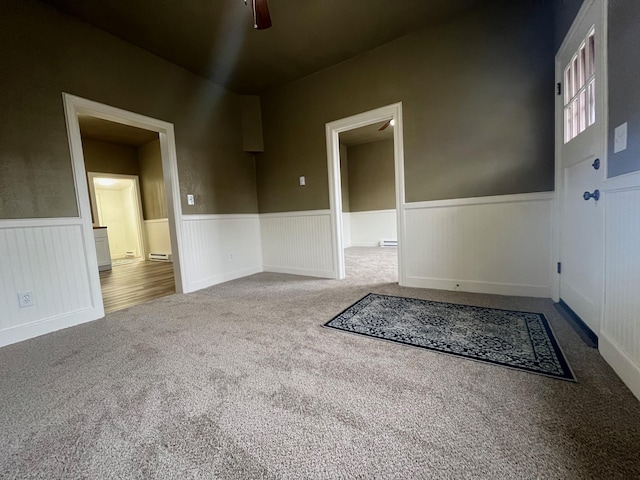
[347,140,395,213]
[256,0,555,213]
[339,144,350,213]
[81,138,167,221]
[82,139,140,177]
[0,0,258,219]
[607,0,640,178]
[138,139,169,221]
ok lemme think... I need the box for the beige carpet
[1,247,639,479]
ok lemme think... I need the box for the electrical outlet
[18,291,35,308]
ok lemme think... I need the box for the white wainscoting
[180,214,263,293]
[342,212,352,248]
[260,210,334,278]
[348,209,397,247]
[144,218,172,256]
[0,218,104,347]
[600,177,640,401]
[402,192,554,297]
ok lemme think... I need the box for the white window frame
[564,26,596,143]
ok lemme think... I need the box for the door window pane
[588,33,595,78]
[579,44,586,89]
[588,80,595,126]
[579,90,586,133]
[564,27,596,143]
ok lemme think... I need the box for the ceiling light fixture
[378,119,395,131]
[95,178,116,186]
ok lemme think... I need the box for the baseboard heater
[149,253,172,262]
[379,239,398,247]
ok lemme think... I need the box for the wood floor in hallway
[99,260,175,314]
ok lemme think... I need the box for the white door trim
[62,93,186,293]
[552,0,608,304]
[325,102,406,284]
[87,172,148,261]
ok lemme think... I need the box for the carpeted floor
[1,247,639,479]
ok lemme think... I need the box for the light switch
[614,122,628,153]
[299,176,306,186]
[187,194,195,205]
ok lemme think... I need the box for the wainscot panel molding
[144,218,172,257]
[342,213,352,248]
[0,218,104,347]
[403,191,555,210]
[349,209,397,247]
[402,192,554,298]
[260,210,334,278]
[600,175,640,401]
[180,214,263,293]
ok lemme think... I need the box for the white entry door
[556,0,606,335]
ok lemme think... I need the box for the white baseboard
[350,242,381,247]
[263,265,334,278]
[404,276,551,298]
[0,307,103,348]
[599,332,640,402]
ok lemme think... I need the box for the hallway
[99,260,175,313]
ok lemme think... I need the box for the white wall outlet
[614,122,628,153]
[18,291,35,308]
[299,176,306,186]
[187,194,195,205]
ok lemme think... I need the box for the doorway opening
[63,94,185,316]
[338,121,398,281]
[79,116,175,312]
[88,172,147,265]
[325,103,406,284]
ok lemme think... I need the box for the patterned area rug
[324,293,575,381]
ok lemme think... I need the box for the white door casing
[555,0,607,335]
[62,93,186,294]
[325,103,406,284]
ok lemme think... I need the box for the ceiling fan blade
[253,0,272,30]
[378,120,391,131]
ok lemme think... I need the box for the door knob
[592,158,600,170]
[583,189,600,201]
